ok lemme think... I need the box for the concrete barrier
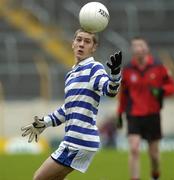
[0,98,174,139]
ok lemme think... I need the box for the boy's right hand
[21,116,47,143]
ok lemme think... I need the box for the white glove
[21,116,49,143]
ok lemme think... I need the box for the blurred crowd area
[0,0,174,100]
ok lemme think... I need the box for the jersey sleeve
[44,104,66,127]
[117,80,128,114]
[90,62,121,97]
[161,65,174,96]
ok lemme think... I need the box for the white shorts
[51,142,96,173]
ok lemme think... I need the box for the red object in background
[118,55,174,116]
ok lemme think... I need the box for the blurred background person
[116,37,174,180]
[99,115,117,148]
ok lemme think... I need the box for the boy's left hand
[107,51,122,75]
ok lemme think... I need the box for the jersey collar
[131,54,154,70]
[72,57,95,69]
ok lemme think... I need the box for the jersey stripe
[65,75,90,87]
[66,112,95,125]
[65,125,99,136]
[65,88,100,102]
[65,101,98,115]
[64,136,100,148]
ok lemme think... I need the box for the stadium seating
[0,0,174,100]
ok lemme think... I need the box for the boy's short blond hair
[74,28,99,45]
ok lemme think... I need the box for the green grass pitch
[0,149,173,180]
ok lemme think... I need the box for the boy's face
[131,39,149,59]
[72,31,97,61]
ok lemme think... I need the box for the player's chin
[76,54,86,61]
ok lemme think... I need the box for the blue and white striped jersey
[44,57,121,151]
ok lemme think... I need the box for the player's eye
[76,38,81,42]
[84,39,91,44]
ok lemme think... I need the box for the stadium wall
[0,98,174,139]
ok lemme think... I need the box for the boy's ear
[92,43,98,53]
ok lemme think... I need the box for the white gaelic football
[79,2,110,33]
